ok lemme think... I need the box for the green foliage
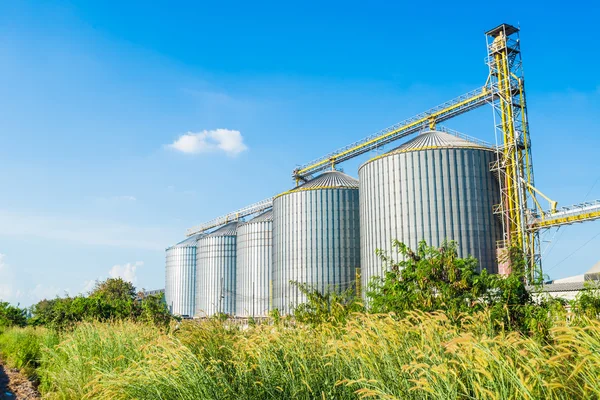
[27,278,173,331]
[0,326,58,377]
[90,278,136,302]
[367,240,564,338]
[368,240,494,319]
[2,314,598,399]
[0,301,28,328]
[140,293,173,330]
[291,281,364,326]
[571,283,600,319]
[37,321,164,398]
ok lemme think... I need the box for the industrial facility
[164,24,600,318]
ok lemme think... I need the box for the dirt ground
[0,363,39,400]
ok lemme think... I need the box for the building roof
[528,282,588,293]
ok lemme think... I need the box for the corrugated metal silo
[273,170,361,314]
[195,222,238,317]
[359,130,502,292]
[236,210,273,317]
[165,234,202,317]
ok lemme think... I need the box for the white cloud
[30,284,67,302]
[82,279,97,294]
[109,261,143,284]
[168,129,248,156]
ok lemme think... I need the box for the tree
[0,301,27,328]
[89,278,136,302]
[367,240,548,334]
[28,278,174,330]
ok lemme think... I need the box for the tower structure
[486,24,540,281]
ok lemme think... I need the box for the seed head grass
[2,313,600,399]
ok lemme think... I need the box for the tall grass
[37,321,164,399]
[2,313,600,399]
[0,326,58,378]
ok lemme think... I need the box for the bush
[28,278,173,331]
[571,283,600,320]
[366,240,562,337]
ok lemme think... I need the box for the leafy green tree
[90,278,136,302]
[368,240,498,320]
[140,293,172,330]
[366,240,557,336]
[0,301,27,328]
[29,278,173,330]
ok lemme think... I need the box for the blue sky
[1,1,598,306]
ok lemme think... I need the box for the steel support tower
[485,24,540,281]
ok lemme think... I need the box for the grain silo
[165,234,202,317]
[273,170,360,314]
[359,130,502,291]
[195,222,238,317]
[236,210,273,317]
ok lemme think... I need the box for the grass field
[1,311,599,399]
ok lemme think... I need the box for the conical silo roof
[248,209,273,223]
[389,130,490,153]
[276,170,358,198]
[206,221,239,237]
[168,233,204,250]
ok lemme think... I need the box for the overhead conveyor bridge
[186,197,273,237]
[292,86,497,182]
[531,201,600,230]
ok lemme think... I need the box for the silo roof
[276,170,358,198]
[167,233,203,250]
[249,209,273,223]
[206,221,239,237]
[360,130,492,169]
[391,130,491,153]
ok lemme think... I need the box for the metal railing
[186,197,273,236]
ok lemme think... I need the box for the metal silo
[195,222,238,317]
[359,130,502,291]
[273,170,361,314]
[165,234,202,317]
[236,210,272,317]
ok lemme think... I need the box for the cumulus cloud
[30,284,67,302]
[81,279,97,294]
[109,261,143,284]
[168,129,248,156]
